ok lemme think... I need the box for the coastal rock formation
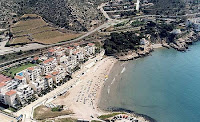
[117,45,153,61]
[169,31,199,51]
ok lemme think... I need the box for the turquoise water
[100,42,200,122]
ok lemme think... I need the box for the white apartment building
[55,47,65,57]
[16,84,34,105]
[59,55,68,64]
[44,75,54,88]
[51,71,63,84]
[72,51,84,60]
[25,66,42,83]
[0,82,7,104]
[14,76,27,84]
[85,43,96,56]
[40,58,57,75]
[66,47,75,56]
[48,48,56,57]
[6,80,19,91]
[5,90,17,108]
[51,65,66,84]
[29,77,47,93]
[61,55,78,73]
[0,80,19,105]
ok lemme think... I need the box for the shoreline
[51,56,118,120]
[97,60,156,122]
[97,37,200,122]
[47,55,154,122]
[44,36,200,121]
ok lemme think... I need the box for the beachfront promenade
[14,51,105,122]
[51,56,117,120]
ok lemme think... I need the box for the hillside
[0,0,107,32]
[8,14,81,45]
[0,0,188,31]
[145,0,186,15]
[0,0,107,31]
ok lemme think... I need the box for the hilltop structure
[136,0,140,11]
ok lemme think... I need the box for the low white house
[140,38,149,45]
[85,43,96,55]
[186,18,200,32]
[171,29,182,34]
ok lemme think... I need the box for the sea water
[99,41,200,122]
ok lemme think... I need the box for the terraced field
[33,30,80,44]
[9,14,80,45]
[10,36,31,44]
[13,26,55,37]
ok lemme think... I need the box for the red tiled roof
[15,75,24,80]
[73,43,79,47]
[52,71,59,76]
[33,56,39,61]
[68,47,74,50]
[5,90,16,96]
[27,67,34,71]
[0,74,11,83]
[48,48,55,53]
[0,82,6,87]
[45,75,52,79]
[43,58,54,64]
[88,43,95,46]
[73,51,78,55]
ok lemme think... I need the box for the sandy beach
[51,56,117,120]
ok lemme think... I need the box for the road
[0,17,116,56]
[98,2,112,20]
[0,112,16,122]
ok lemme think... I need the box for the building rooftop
[5,90,17,96]
[48,48,55,53]
[27,67,34,71]
[73,43,79,47]
[52,71,59,76]
[73,51,79,55]
[15,75,25,80]
[45,75,52,79]
[0,82,6,87]
[68,47,74,50]
[88,43,95,46]
[0,74,12,83]
[43,58,54,64]
[33,56,39,61]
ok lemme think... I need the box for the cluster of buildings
[0,43,96,108]
[104,0,140,11]
[186,17,200,32]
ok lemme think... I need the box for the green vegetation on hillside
[103,31,142,55]
[131,20,145,27]
[141,21,176,43]
[98,112,123,120]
